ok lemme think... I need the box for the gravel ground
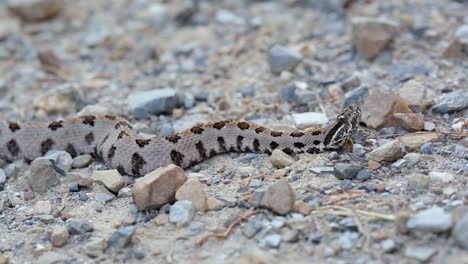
[0,0,467,263]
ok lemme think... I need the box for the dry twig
[364,131,467,140]
[196,209,264,246]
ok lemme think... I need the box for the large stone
[270,149,295,168]
[91,169,125,193]
[361,88,412,130]
[432,91,468,114]
[175,178,207,212]
[393,113,425,131]
[268,45,303,74]
[7,0,63,21]
[398,80,434,112]
[261,179,296,215]
[26,158,60,193]
[292,112,329,130]
[407,207,453,233]
[368,140,404,162]
[128,88,178,119]
[350,17,398,59]
[400,133,439,151]
[132,165,187,210]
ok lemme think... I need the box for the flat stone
[407,207,453,232]
[407,173,430,190]
[404,247,436,262]
[175,178,208,212]
[72,154,93,168]
[26,158,60,193]
[268,45,303,74]
[398,80,434,112]
[169,200,193,226]
[95,192,114,204]
[333,163,363,180]
[91,169,125,193]
[132,164,188,210]
[261,179,296,215]
[401,133,439,152]
[428,172,454,184]
[424,121,436,131]
[33,200,52,215]
[107,226,137,249]
[393,113,425,132]
[361,88,412,130]
[453,213,468,249]
[432,90,468,113]
[7,0,63,21]
[49,225,69,247]
[350,17,398,59]
[128,88,178,119]
[206,196,225,211]
[368,140,404,162]
[270,149,295,168]
[292,112,328,130]
[241,220,262,238]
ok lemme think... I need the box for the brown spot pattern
[115,121,132,129]
[313,140,321,145]
[213,121,228,130]
[306,147,319,154]
[190,126,204,134]
[209,149,217,157]
[135,139,151,148]
[283,147,293,154]
[311,130,321,136]
[81,116,96,126]
[8,122,20,132]
[290,132,304,137]
[195,141,207,159]
[237,122,250,130]
[165,135,181,143]
[7,139,19,156]
[117,131,128,139]
[131,153,146,175]
[105,115,116,120]
[48,121,63,131]
[117,165,127,175]
[170,150,184,167]
[271,131,282,137]
[40,138,54,155]
[85,132,94,144]
[255,127,266,133]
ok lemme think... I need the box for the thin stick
[195,209,264,246]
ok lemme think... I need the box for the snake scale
[0,104,361,176]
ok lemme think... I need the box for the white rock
[169,200,193,226]
[292,112,328,130]
[91,170,125,193]
[428,172,454,184]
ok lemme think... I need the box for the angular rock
[169,200,193,226]
[66,221,93,235]
[261,179,296,215]
[268,45,303,74]
[407,173,429,190]
[49,226,69,247]
[432,91,468,113]
[206,196,225,211]
[393,113,425,132]
[175,178,207,212]
[453,213,468,249]
[361,88,412,130]
[368,140,404,162]
[398,80,434,112]
[292,112,328,130]
[33,200,52,215]
[132,164,187,210]
[107,226,137,248]
[407,207,453,232]
[128,88,178,119]
[26,158,60,193]
[270,149,295,168]
[401,134,439,151]
[350,17,398,59]
[333,163,363,180]
[294,200,313,216]
[343,86,369,109]
[7,0,63,21]
[264,234,281,248]
[91,169,125,193]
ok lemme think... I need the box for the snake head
[323,104,361,150]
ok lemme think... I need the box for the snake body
[0,105,361,176]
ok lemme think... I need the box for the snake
[0,104,361,176]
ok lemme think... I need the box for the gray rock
[264,234,281,248]
[343,86,369,108]
[241,220,262,238]
[0,169,6,189]
[352,144,366,156]
[398,80,434,112]
[333,163,363,180]
[169,200,193,226]
[66,221,93,235]
[72,154,92,168]
[391,159,407,168]
[356,169,373,181]
[3,163,19,179]
[44,150,73,172]
[389,64,429,82]
[340,75,361,92]
[249,179,262,188]
[420,142,435,154]
[36,214,54,224]
[380,239,397,253]
[407,207,453,232]
[407,173,430,190]
[452,213,468,249]
[432,91,468,113]
[128,88,178,119]
[95,193,114,204]
[107,226,137,248]
[403,153,420,167]
[270,149,295,168]
[117,187,132,198]
[339,232,358,250]
[404,247,436,262]
[268,45,303,74]
[26,158,60,193]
